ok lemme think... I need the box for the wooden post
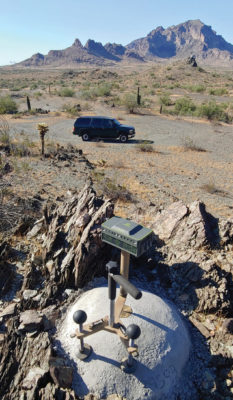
[120,250,130,297]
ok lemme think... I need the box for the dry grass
[200,181,226,195]
[136,142,155,153]
[181,136,206,152]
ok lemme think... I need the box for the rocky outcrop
[84,39,120,60]
[19,184,114,308]
[104,42,126,57]
[152,200,212,249]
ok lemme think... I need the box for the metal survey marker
[72,217,154,373]
[101,216,154,257]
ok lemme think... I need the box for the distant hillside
[14,19,233,68]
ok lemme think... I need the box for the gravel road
[8,103,233,219]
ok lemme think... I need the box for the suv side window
[76,118,91,127]
[91,118,103,128]
[102,119,114,128]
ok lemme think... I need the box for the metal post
[110,299,115,327]
[127,338,134,367]
[79,323,84,352]
[120,250,130,296]
[106,261,117,326]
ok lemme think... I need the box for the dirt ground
[5,99,233,221]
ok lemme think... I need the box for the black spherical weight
[73,310,87,324]
[126,324,141,340]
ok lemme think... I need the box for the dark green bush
[121,94,138,113]
[174,97,196,115]
[58,87,75,97]
[0,96,18,114]
[197,101,231,123]
[94,83,111,97]
[185,85,205,93]
[159,94,172,106]
[209,88,228,96]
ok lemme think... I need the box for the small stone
[0,303,16,318]
[46,260,54,273]
[64,289,74,297]
[0,333,5,343]
[42,305,60,331]
[226,379,232,387]
[13,298,21,303]
[222,318,233,334]
[27,223,43,239]
[23,289,38,300]
[33,293,42,302]
[189,316,211,338]
[202,319,215,331]
[19,310,43,332]
[22,367,47,389]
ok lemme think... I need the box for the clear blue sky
[0,0,233,66]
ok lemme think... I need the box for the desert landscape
[0,19,233,400]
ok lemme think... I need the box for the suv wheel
[119,134,128,143]
[82,132,90,141]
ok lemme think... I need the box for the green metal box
[101,216,154,257]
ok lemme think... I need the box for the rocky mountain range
[14,19,233,67]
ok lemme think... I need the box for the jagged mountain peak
[13,19,233,67]
[72,38,83,48]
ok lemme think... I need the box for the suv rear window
[76,117,91,127]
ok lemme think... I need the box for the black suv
[73,116,135,143]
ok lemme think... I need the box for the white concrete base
[57,287,190,400]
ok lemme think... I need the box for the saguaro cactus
[137,87,141,106]
[26,96,31,111]
[37,123,49,156]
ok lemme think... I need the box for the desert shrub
[159,94,172,106]
[10,140,31,157]
[0,96,18,114]
[112,82,120,89]
[166,75,175,81]
[186,85,205,93]
[197,101,231,123]
[165,83,181,90]
[81,84,112,99]
[136,142,154,152]
[197,66,206,73]
[200,181,225,195]
[30,83,38,90]
[209,88,228,96]
[0,118,10,145]
[58,87,75,97]
[92,171,134,202]
[181,136,206,152]
[46,141,57,156]
[34,91,43,99]
[121,94,138,113]
[81,90,95,100]
[174,97,196,115]
[94,83,112,97]
[62,103,80,116]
